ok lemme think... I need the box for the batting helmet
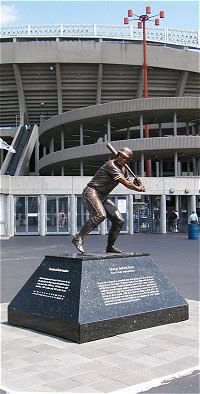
[118,147,133,159]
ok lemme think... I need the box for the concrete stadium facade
[0,25,200,238]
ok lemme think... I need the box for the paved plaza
[0,233,199,393]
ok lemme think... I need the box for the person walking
[72,147,145,254]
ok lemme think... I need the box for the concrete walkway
[0,234,199,393]
[1,300,199,393]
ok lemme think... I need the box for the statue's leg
[104,199,124,253]
[72,187,106,253]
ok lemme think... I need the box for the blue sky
[0,1,199,30]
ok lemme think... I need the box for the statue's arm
[118,177,145,192]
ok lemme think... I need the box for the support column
[96,63,103,105]
[175,70,189,97]
[40,194,46,236]
[148,161,152,177]
[61,166,64,176]
[186,122,189,136]
[61,129,64,150]
[0,194,6,238]
[50,136,54,153]
[128,194,134,234]
[35,139,39,175]
[174,151,178,176]
[11,194,15,237]
[13,64,28,124]
[177,161,181,176]
[140,153,145,177]
[80,161,83,176]
[190,195,196,213]
[6,193,12,238]
[140,114,144,138]
[197,158,200,176]
[192,157,197,175]
[180,161,183,176]
[160,194,166,234]
[136,68,144,98]
[0,148,4,167]
[99,221,106,235]
[175,195,179,213]
[80,124,83,146]
[56,63,63,115]
[187,159,190,175]
[192,125,196,136]
[107,118,111,141]
[156,161,160,177]
[173,112,177,136]
[7,194,14,238]
[70,194,76,235]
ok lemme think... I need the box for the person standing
[188,211,199,224]
[168,210,179,232]
[58,210,66,228]
[174,210,179,232]
[72,147,145,254]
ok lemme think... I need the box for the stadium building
[0,24,199,238]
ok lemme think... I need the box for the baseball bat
[106,142,137,179]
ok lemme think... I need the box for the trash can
[188,224,199,240]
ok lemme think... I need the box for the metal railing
[0,24,199,48]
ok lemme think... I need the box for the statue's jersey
[87,159,129,199]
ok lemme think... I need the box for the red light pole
[124,7,165,176]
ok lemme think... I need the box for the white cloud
[0,5,19,27]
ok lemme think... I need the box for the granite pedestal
[8,253,189,343]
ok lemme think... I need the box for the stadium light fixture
[123,5,165,176]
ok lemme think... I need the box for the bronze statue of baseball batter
[72,147,145,253]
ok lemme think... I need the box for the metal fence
[0,24,199,48]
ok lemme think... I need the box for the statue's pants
[79,187,124,246]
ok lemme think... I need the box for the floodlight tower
[124,6,165,176]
